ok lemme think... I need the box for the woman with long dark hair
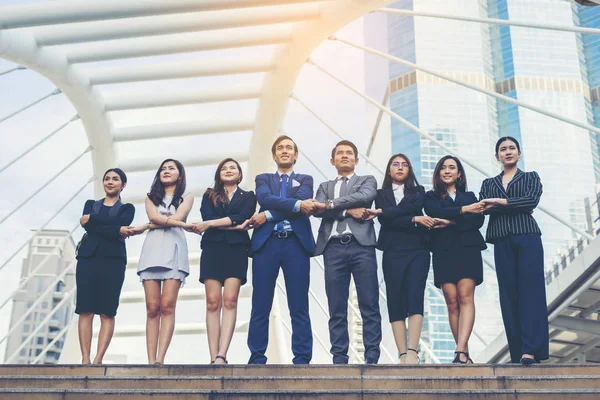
[192,158,256,364]
[132,159,194,364]
[367,154,434,364]
[424,156,486,364]
[76,168,135,364]
[479,137,548,365]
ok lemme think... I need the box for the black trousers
[494,234,549,363]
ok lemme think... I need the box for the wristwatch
[326,200,333,210]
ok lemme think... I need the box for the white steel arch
[0,0,396,196]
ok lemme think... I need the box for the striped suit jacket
[479,169,543,244]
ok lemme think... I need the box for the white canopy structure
[1,0,600,365]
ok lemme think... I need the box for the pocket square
[292,179,301,187]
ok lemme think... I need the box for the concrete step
[1,364,599,378]
[1,388,600,400]
[1,375,600,390]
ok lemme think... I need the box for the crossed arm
[80,201,136,239]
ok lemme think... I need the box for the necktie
[276,174,288,232]
[336,177,349,235]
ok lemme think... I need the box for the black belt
[271,231,295,239]
[329,234,355,245]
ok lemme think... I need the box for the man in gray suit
[313,140,381,364]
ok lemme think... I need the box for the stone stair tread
[1,374,600,380]
[2,388,600,393]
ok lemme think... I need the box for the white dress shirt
[330,173,354,238]
[392,183,404,205]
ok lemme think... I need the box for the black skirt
[200,242,249,285]
[432,246,483,288]
[75,256,126,317]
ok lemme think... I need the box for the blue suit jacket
[250,172,316,256]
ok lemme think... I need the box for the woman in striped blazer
[479,136,548,365]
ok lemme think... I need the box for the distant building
[4,230,76,364]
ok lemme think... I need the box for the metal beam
[0,65,25,77]
[89,59,274,85]
[0,89,61,125]
[34,3,321,46]
[113,119,254,142]
[104,85,261,111]
[66,25,292,63]
[331,36,600,136]
[0,147,91,227]
[378,7,600,35]
[0,0,326,29]
[118,150,249,173]
[307,59,595,241]
[550,315,600,336]
[559,337,600,363]
[0,114,80,175]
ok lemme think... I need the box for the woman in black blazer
[479,136,548,365]
[193,158,257,364]
[368,153,435,364]
[76,168,135,364]
[424,156,486,364]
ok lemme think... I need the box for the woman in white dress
[132,159,194,364]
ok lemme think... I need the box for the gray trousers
[323,239,382,364]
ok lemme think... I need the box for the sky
[0,1,392,364]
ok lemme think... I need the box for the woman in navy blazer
[76,168,135,364]
[424,156,486,364]
[193,158,257,364]
[369,153,435,364]
[479,136,548,365]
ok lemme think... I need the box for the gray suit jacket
[314,174,378,255]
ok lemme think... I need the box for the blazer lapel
[347,174,360,192]
[385,187,395,206]
[328,179,336,200]
[270,173,280,197]
[492,173,505,196]
[506,169,524,192]
[228,188,243,209]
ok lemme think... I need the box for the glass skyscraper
[365,0,599,362]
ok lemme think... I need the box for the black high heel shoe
[520,356,540,366]
[452,351,473,364]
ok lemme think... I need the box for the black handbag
[75,233,88,256]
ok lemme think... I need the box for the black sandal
[452,351,469,364]
[399,352,407,363]
[407,348,420,363]
[214,355,228,364]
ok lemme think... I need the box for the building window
[37,337,44,345]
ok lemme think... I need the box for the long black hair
[382,153,423,202]
[147,159,186,209]
[432,155,467,198]
[206,158,243,207]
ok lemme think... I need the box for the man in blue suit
[247,135,317,364]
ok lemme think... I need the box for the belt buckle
[340,234,352,244]
[277,231,288,239]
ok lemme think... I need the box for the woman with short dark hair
[479,136,548,365]
[76,168,135,364]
